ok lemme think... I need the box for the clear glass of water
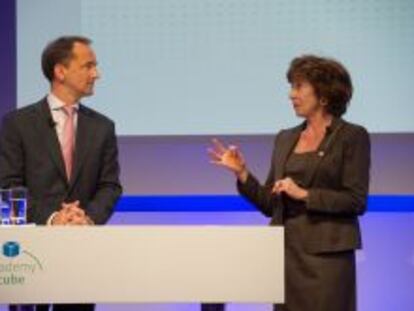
[0,187,27,225]
[0,189,11,225]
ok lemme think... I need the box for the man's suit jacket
[237,118,371,254]
[0,98,122,224]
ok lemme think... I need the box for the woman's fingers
[208,148,233,168]
[272,180,282,193]
[272,179,289,194]
[211,138,227,154]
[207,148,222,162]
[208,139,246,174]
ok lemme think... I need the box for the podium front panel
[0,226,284,304]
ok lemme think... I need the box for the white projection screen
[17,0,414,135]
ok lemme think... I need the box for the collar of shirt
[47,93,80,112]
[47,93,79,144]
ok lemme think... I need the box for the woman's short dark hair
[286,55,353,117]
[41,36,92,82]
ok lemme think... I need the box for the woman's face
[289,80,324,118]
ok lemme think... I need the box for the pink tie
[62,106,75,180]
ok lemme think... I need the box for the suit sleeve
[306,126,371,216]
[0,113,25,188]
[236,134,281,217]
[85,121,122,224]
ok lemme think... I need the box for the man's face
[60,42,100,100]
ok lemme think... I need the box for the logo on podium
[0,241,44,286]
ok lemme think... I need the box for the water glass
[0,187,27,225]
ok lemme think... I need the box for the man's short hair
[41,36,92,82]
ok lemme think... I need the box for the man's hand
[51,201,94,225]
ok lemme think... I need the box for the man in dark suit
[0,36,122,310]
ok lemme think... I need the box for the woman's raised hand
[208,138,248,182]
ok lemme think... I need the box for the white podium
[0,226,284,304]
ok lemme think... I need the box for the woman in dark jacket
[208,55,371,311]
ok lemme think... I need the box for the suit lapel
[301,118,344,187]
[274,125,302,180]
[69,105,97,189]
[274,119,344,188]
[34,99,68,182]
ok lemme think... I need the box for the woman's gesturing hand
[208,138,248,182]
